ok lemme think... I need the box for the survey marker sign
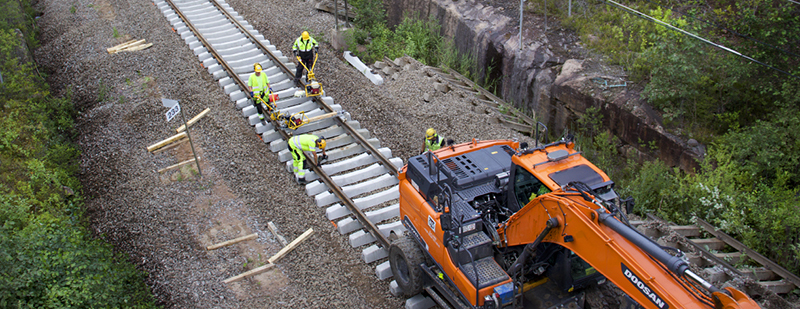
[162,98,181,122]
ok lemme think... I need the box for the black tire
[389,233,425,297]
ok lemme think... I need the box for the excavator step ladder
[461,257,510,289]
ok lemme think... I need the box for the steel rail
[165,0,392,249]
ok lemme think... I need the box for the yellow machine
[298,54,323,97]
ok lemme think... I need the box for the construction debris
[157,157,200,174]
[222,228,314,283]
[206,233,258,250]
[146,132,187,152]
[267,222,288,246]
[107,39,152,54]
[176,108,211,133]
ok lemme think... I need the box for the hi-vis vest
[425,135,444,151]
[290,134,320,152]
[293,37,318,53]
[248,73,270,95]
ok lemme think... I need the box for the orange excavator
[389,133,761,308]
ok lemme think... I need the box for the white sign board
[165,102,181,122]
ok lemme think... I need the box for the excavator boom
[500,192,760,309]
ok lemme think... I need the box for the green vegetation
[0,0,157,307]
[546,0,800,276]
[574,106,800,275]
[346,0,475,77]
[541,0,800,137]
[112,26,120,38]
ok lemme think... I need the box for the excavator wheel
[389,233,425,297]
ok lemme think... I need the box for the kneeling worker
[420,128,445,154]
[288,134,327,184]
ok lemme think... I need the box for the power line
[604,0,800,80]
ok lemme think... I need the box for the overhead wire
[637,0,800,60]
[604,0,800,80]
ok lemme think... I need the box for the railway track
[632,215,800,296]
[153,1,797,308]
[153,0,406,292]
[383,56,539,136]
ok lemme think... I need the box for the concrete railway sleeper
[154,0,415,297]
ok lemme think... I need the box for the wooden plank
[669,225,701,237]
[120,42,153,52]
[176,108,211,133]
[206,233,257,250]
[689,238,726,251]
[107,39,145,53]
[305,112,339,124]
[152,138,188,154]
[222,263,276,283]
[157,157,199,173]
[759,280,796,294]
[147,132,187,152]
[696,218,800,289]
[106,39,138,53]
[267,222,288,246]
[222,228,314,284]
[268,228,314,264]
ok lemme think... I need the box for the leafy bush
[0,2,157,307]
[554,0,799,136]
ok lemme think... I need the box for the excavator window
[513,166,551,210]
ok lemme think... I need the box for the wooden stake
[222,263,275,284]
[147,132,187,152]
[176,108,211,133]
[206,233,257,250]
[157,157,200,174]
[268,228,314,264]
[222,228,314,283]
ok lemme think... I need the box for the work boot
[297,177,307,185]
[258,113,265,120]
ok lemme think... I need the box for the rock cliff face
[385,0,703,171]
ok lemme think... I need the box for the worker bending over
[421,128,446,154]
[247,63,272,122]
[288,134,327,184]
[292,31,319,82]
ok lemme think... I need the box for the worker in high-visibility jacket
[420,128,446,154]
[288,134,327,184]
[247,63,272,121]
[292,31,319,82]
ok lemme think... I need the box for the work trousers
[295,53,314,80]
[252,92,267,118]
[290,145,311,177]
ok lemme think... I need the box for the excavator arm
[498,191,760,309]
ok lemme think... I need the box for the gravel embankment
[33,0,527,307]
